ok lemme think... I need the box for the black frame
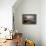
[22,14,37,24]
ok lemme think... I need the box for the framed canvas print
[22,14,37,24]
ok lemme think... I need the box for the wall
[0,0,16,29]
[41,0,46,46]
[13,0,41,46]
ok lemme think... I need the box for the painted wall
[13,0,41,46]
[41,0,46,46]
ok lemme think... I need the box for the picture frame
[22,14,37,24]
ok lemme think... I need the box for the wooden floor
[0,39,16,46]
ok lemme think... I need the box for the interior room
[0,0,46,46]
